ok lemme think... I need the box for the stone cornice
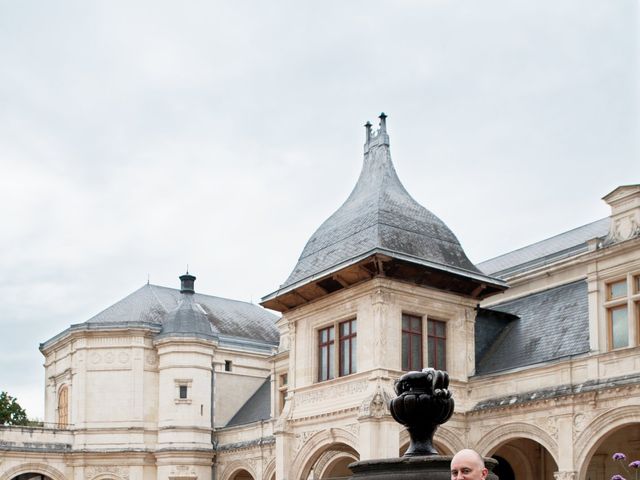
[468,372,640,414]
[215,435,275,453]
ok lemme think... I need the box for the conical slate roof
[280,114,484,291]
[156,292,216,340]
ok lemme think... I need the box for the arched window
[57,386,69,427]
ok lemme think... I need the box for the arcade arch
[290,428,358,480]
[478,423,558,480]
[580,422,640,480]
[0,464,65,480]
[228,469,254,480]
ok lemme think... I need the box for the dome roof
[281,114,482,290]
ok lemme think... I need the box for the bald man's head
[450,449,488,480]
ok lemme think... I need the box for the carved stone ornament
[545,416,558,440]
[600,214,640,247]
[358,384,393,419]
[295,429,321,453]
[85,466,130,480]
[169,465,197,480]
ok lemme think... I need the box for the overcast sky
[1,1,638,420]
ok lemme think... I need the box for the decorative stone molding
[295,429,322,453]
[168,465,198,480]
[553,471,576,480]
[572,412,591,437]
[87,349,133,370]
[86,465,130,480]
[294,380,368,406]
[544,416,558,441]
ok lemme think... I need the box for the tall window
[339,319,357,376]
[402,314,422,371]
[428,319,446,370]
[605,276,640,350]
[318,319,357,382]
[318,326,335,381]
[57,386,69,428]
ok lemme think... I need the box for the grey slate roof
[43,283,279,348]
[475,280,590,375]
[225,377,271,427]
[156,293,217,340]
[279,121,488,291]
[476,218,610,278]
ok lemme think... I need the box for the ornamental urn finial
[389,368,454,456]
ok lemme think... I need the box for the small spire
[378,112,387,133]
[365,121,372,143]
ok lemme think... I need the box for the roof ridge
[148,284,170,313]
[478,217,609,266]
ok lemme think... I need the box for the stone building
[1,116,639,480]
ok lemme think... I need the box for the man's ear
[481,468,489,479]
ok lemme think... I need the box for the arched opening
[229,469,254,480]
[582,423,640,480]
[490,438,558,480]
[302,443,359,480]
[12,475,54,480]
[492,455,515,480]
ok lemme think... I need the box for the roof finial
[378,112,387,133]
[186,264,189,274]
[364,121,372,143]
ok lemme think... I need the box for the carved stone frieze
[87,349,132,370]
[295,380,368,406]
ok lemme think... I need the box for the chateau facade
[1,116,639,480]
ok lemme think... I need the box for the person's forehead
[451,452,481,468]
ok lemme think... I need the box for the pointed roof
[262,114,506,311]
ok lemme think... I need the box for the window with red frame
[339,319,357,377]
[318,326,335,381]
[428,319,446,370]
[402,314,422,371]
